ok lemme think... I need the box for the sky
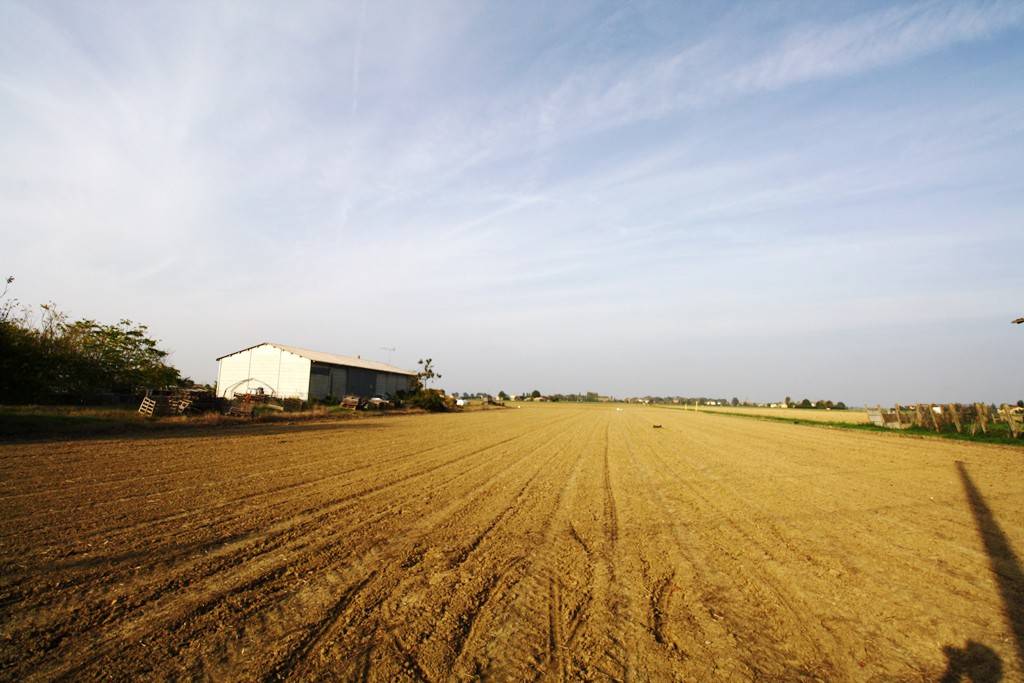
[1,0,1022,404]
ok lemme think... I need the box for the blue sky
[2,0,1022,403]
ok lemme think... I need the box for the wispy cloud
[733,0,1024,91]
[350,0,368,117]
[522,0,1024,144]
[0,0,1021,401]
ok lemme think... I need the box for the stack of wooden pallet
[227,400,256,417]
[867,403,1021,437]
[138,390,218,417]
[1002,406,1024,438]
[138,396,173,417]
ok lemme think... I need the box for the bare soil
[691,405,871,423]
[1,404,1021,681]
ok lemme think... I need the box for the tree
[530,389,541,399]
[835,402,847,410]
[784,396,792,407]
[799,398,812,408]
[0,293,180,402]
[406,358,449,411]
[415,358,442,389]
[498,390,509,400]
[0,275,21,325]
[61,318,181,393]
[730,397,739,406]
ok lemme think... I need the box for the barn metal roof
[216,342,418,376]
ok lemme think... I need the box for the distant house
[215,342,416,400]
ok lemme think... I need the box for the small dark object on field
[653,424,662,429]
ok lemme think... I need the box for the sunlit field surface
[1,404,1020,680]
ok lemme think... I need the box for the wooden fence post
[1004,406,1023,439]
[975,403,988,435]
[948,404,962,434]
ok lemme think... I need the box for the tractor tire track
[4,405,1022,681]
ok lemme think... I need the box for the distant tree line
[448,389,854,410]
[619,395,849,409]
[786,397,851,409]
[453,390,612,402]
[0,278,182,403]
[526,391,600,402]
[629,396,736,405]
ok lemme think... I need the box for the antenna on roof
[380,346,396,364]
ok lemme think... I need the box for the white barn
[215,342,417,401]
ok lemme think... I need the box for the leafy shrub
[410,390,449,412]
[0,299,180,404]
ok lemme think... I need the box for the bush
[0,301,180,404]
[281,398,305,412]
[409,391,449,412]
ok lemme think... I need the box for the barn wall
[310,365,412,399]
[375,374,391,397]
[216,352,252,397]
[374,373,414,397]
[329,367,347,398]
[216,344,311,399]
[216,344,412,401]
[276,350,311,398]
[248,345,282,395]
[388,374,413,394]
[215,355,227,397]
[346,368,377,397]
[309,364,330,400]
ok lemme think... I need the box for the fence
[866,404,1022,438]
[138,395,193,417]
[138,389,222,417]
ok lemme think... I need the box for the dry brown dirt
[691,405,871,423]
[1,404,1021,681]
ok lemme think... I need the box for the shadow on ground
[0,411,404,444]
[938,461,1024,681]
[941,640,1002,682]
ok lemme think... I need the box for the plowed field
[1,404,1022,681]
[692,405,871,423]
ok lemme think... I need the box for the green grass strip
[654,405,1024,448]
